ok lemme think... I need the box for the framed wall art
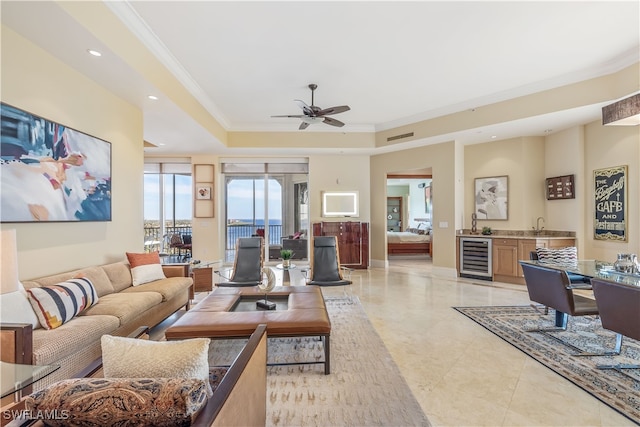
[0,103,112,222]
[594,165,627,241]
[196,186,212,200]
[474,176,508,220]
[546,174,575,200]
[194,164,214,218]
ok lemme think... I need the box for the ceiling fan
[272,84,350,130]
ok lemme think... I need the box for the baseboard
[370,259,388,269]
[431,266,458,278]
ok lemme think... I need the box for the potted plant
[481,226,492,235]
[280,249,293,269]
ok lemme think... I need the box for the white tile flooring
[169,259,635,426]
[319,259,634,426]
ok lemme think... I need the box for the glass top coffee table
[1,361,60,402]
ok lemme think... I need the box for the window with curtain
[144,162,192,254]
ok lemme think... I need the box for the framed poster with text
[594,165,627,241]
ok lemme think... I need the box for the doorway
[386,172,432,262]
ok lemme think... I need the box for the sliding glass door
[221,161,308,263]
[143,162,192,257]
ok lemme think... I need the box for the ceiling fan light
[300,116,324,125]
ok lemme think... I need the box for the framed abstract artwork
[474,176,508,220]
[0,103,112,222]
[594,165,627,241]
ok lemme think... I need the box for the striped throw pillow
[26,278,99,330]
[126,252,166,286]
[536,246,578,265]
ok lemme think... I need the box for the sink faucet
[533,217,545,234]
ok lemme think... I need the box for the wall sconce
[602,93,640,126]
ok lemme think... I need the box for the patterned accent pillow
[126,251,166,286]
[101,335,212,396]
[26,278,98,330]
[536,246,578,265]
[24,377,209,426]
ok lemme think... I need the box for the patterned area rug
[209,298,430,426]
[454,305,640,424]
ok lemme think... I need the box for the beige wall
[464,137,546,230]
[583,121,639,260]
[190,155,221,262]
[1,27,144,280]
[371,142,457,275]
[544,126,586,252]
[462,123,639,261]
[308,155,371,224]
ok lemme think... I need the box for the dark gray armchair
[303,236,352,300]
[215,237,264,287]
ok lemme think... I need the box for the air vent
[387,132,414,142]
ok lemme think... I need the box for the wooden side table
[192,267,213,293]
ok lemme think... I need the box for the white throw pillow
[0,283,41,329]
[101,335,212,395]
[126,252,166,286]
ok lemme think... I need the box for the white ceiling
[2,1,639,155]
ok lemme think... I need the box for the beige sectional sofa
[0,261,192,391]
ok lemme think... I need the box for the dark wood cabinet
[312,221,369,269]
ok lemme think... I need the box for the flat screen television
[322,191,359,217]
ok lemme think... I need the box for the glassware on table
[613,253,638,274]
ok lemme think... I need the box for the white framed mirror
[322,191,359,217]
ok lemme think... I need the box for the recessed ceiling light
[87,49,102,57]
[147,95,159,100]
[491,135,497,139]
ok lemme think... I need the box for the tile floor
[313,259,634,426]
[163,259,634,426]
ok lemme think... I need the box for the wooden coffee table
[165,286,332,374]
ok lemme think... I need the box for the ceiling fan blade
[299,121,310,130]
[294,100,314,116]
[316,105,350,116]
[271,114,305,118]
[322,117,345,127]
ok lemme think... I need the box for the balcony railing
[143,225,192,255]
[143,224,283,255]
[226,224,283,249]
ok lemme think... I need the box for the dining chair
[591,278,640,374]
[520,262,608,356]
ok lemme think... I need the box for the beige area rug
[209,298,431,427]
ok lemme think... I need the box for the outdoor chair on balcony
[169,233,192,262]
[215,237,264,287]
